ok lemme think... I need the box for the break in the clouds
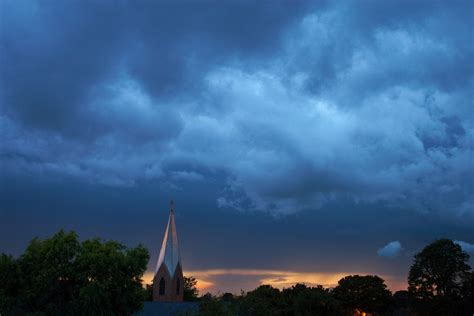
[455,240,474,254]
[377,241,403,259]
[1,1,473,218]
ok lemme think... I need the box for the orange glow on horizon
[193,278,215,291]
[142,271,214,292]
[143,271,154,285]
[143,268,407,294]
[186,269,349,289]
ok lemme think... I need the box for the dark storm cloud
[377,241,402,259]
[1,0,473,222]
[0,0,315,134]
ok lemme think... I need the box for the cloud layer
[377,241,403,258]
[1,1,473,219]
[454,240,474,254]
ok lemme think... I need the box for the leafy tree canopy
[333,274,392,315]
[408,239,471,299]
[239,284,284,316]
[281,283,342,316]
[0,254,20,313]
[0,230,149,316]
[408,239,472,315]
[184,276,199,301]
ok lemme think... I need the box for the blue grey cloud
[1,0,473,221]
[377,241,403,258]
[454,240,474,254]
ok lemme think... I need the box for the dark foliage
[198,284,343,316]
[199,293,233,316]
[280,284,343,316]
[461,272,474,314]
[408,239,472,316]
[333,275,392,315]
[0,254,21,314]
[391,290,410,310]
[184,276,199,301]
[145,284,153,301]
[239,285,284,315]
[0,230,149,316]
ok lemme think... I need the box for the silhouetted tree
[461,271,474,314]
[145,284,153,301]
[391,290,410,314]
[0,230,149,315]
[220,292,235,303]
[0,254,21,313]
[184,276,199,301]
[199,293,231,316]
[239,285,284,316]
[408,239,471,315]
[333,275,392,315]
[281,283,343,315]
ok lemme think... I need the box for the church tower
[152,201,184,302]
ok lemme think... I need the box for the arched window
[159,277,165,295]
[176,278,180,295]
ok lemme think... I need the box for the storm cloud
[378,241,403,258]
[455,240,474,254]
[2,0,472,218]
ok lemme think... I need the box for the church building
[152,201,184,302]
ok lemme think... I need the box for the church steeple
[155,200,182,276]
[153,201,184,302]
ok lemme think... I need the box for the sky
[0,0,473,294]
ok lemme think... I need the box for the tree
[18,230,81,314]
[409,239,471,298]
[408,239,471,315]
[239,285,284,316]
[145,284,153,301]
[183,276,199,301]
[281,283,342,315]
[198,293,230,316]
[461,271,474,314]
[0,254,21,313]
[73,237,149,315]
[0,230,149,315]
[333,275,392,315]
[391,290,411,315]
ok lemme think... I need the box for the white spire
[155,200,182,276]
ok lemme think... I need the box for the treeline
[194,275,471,316]
[185,239,474,316]
[1,231,473,316]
